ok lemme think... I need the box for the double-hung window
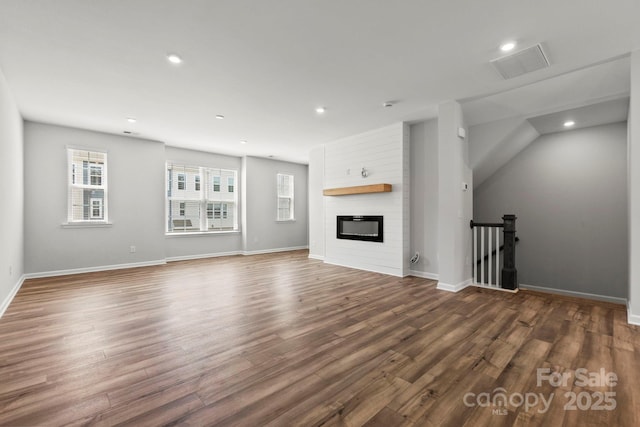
[166,163,238,233]
[276,173,294,221]
[67,149,108,222]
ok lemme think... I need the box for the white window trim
[276,173,295,222]
[65,147,109,225]
[166,164,239,234]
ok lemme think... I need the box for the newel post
[501,214,518,290]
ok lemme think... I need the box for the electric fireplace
[336,215,383,242]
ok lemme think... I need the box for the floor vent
[491,44,550,79]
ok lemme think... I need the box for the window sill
[276,219,296,223]
[61,222,113,229]
[165,230,241,237]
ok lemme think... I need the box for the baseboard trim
[242,246,309,256]
[627,302,640,326]
[308,254,325,261]
[0,275,26,319]
[24,260,167,280]
[323,258,403,277]
[167,251,242,262]
[520,283,627,306]
[471,283,519,293]
[409,270,439,280]
[436,278,472,292]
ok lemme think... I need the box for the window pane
[68,149,107,222]
[276,174,294,220]
[168,200,200,232]
[167,163,238,232]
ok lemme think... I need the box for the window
[68,149,108,222]
[277,173,294,221]
[228,177,234,193]
[166,163,238,233]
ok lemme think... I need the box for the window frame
[66,148,109,225]
[276,173,295,222]
[166,163,239,234]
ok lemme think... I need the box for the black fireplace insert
[336,215,383,242]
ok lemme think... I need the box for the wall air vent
[490,44,549,79]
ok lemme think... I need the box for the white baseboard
[519,283,627,305]
[323,258,403,277]
[437,278,472,292]
[308,254,325,261]
[24,259,167,280]
[242,245,308,256]
[627,302,640,326]
[167,251,242,262]
[409,270,439,280]
[0,275,26,319]
[471,283,519,293]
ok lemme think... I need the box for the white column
[436,101,473,291]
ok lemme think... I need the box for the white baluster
[488,227,492,287]
[480,227,485,285]
[496,227,501,288]
[473,226,478,284]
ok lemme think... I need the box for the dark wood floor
[1,250,639,426]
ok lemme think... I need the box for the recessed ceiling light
[564,120,575,127]
[240,140,247,144]
[167,53,183,64]
[500,41,516,52]
[127,117,137,123]
[215,115,225,120]
[315,106,326,114]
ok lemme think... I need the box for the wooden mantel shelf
[323,183,392,196]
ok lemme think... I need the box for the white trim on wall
[308,254,325,261]
[24,260,167,279]
[242,245,308,256]
[324,258,403,277]
[409,270,439,280]
[166,251,243,262]
[436,278,472,292]
[520,283,627,306]
[0,275,26,319]
[627,302,640,326]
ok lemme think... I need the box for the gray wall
[409,119,439,277]
[0,67,24,313]
[474,122,628,299]
[24,122,166,273]
[164,146,243,259]
[243,156,308,252]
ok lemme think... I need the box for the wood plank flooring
[1,250,639,426]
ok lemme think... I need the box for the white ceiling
[1,1,639,164]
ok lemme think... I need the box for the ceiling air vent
[491,44,549,79]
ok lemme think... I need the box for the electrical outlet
[130,246,136,253]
